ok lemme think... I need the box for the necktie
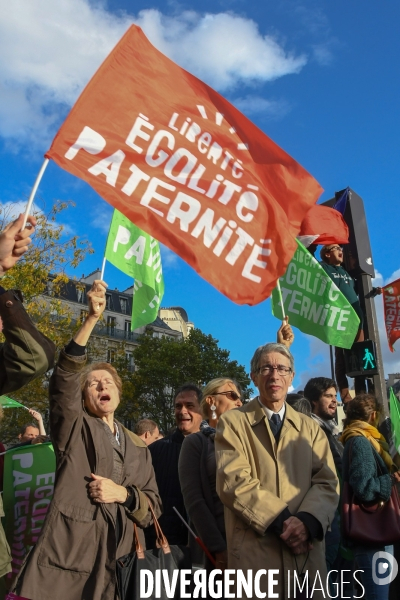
[269,413,282,439]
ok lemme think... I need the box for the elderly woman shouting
[12,280,161,600]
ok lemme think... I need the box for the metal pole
[329,346,335,380]
[360,272,388,415]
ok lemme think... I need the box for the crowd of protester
[0,218,399,600]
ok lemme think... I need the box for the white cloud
[92,206,114,235]
[160,243,180,269]
[294,334,332,391]
[312,44,334,66]
[233,95,291,118]
[0,0,307,146]
[0,200,42,221]
[0,199,75,235]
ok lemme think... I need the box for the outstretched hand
[277,317,294,348]
[0,214,37,276]
[87,280,107,319]
[28,408,43,423]
[73,279,108,347]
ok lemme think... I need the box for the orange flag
[383,278,400,352]
[46,25,322,305]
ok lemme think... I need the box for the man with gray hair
[215,342,339,599]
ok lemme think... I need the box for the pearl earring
[210,404,217,420]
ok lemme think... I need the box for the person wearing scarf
[341,393,400,600]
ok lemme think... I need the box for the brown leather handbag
[342,440,400,544]
[116,502,191,600]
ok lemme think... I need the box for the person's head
[250,343,295,411]
[304,377,338,421]
[200,378,242,423]
[320,244,344,266]
[18,423,40,443]
[134,419,162,445]
[81,362,122,419]
[174,383,202,436]
[288,397,312,417]
[286,393,304,405]
[343,393,382,428]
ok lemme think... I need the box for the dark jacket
[0,289,55,394]
[312,416,343,477]
[320,262,363,326]
[342,436,392,503]
[146,429,187,547]
[12,349,161,600]
[179,431,226,554]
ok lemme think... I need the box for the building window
[107,316,116,334]
[106,294,112,310]
[107,349,115,363]
[77,288,85,303]
[126,352,134,371]
[120,297,128,314]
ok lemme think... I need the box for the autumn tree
[129,328,252,433]
[0,200,93,443]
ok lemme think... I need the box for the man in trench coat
[215,342,339,600]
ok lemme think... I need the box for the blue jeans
[353,545,393,600]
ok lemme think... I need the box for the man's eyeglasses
[211,391,241,401]
[327,245,342,252]
[258,364,292,376]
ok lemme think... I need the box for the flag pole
[276,279,286,323]
[173,506,217,566]
[100,257,106,280]
[22,158,50,229]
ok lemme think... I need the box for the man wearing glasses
[215,343,339,599]
[320,244,382,402]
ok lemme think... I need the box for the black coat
[145,429,188,547]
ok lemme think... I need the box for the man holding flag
[320,243,382,401]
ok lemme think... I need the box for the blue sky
[0,0,399,389]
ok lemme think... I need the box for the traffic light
[344,340,379,377]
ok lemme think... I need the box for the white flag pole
[100,257,106,280]
[276,279,287,323]
[22,158,50,229]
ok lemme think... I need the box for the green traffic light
[362,347,376,370]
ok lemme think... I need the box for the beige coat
[215,399,339,600]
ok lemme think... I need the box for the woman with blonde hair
[341,393,400,600]
[178,377,242,571]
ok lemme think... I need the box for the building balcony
[93,324,141,342]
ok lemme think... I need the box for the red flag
[299,204,349,246]
[383,279,400,352]
[46,25,322,305]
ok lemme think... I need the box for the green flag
[3,443,56,582]
[389,388,400,455]
[271,240,360,348]
[104,209,165,329]
[0,395,25,408]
